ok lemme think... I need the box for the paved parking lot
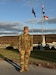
[0,60,56,75]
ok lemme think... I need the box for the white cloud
[0,22,24,36]
[25,17,56,24]
[0,0,39,7]
[22,0,39,7]
[48,18,56,24]
[29,29,56,33]
[0,0,19,4]
[0,21,56,36]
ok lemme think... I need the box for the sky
[0,0,56,36]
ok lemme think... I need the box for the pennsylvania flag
[42,2,45,14]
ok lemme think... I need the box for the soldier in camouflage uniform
[19,26,33,72]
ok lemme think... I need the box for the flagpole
[42,3,44,46]
[42,1,46,47]
[32,8,36,50]
[32,21,33,51]
[32,14,34,51]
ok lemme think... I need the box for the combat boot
[24,65,29,71]
[20,66,24,72]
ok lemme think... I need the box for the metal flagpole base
[42,35,46,47]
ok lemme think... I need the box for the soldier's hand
[19,48,21,52]
[28,49,32,52]
[30,47,33,51]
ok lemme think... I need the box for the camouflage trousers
[20,50,31,67]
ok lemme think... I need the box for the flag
[43,16,48,20]
[42,2,45,14]
[32,8,36,17]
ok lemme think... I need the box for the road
[0,60,56,75]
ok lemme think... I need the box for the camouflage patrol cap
[24,26,28,30]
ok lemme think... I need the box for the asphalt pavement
[0,60,56,75]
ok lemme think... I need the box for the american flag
[44,16,48,20]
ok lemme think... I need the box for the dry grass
[0,48,56,69]
[0,49,20,61]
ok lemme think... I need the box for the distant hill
[33,34,56,44]
[0,34,56,47]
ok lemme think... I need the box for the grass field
[31,50,56,63]
[0,48,56,65]
[0,49,20,61]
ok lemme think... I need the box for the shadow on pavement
[0,54,21,72]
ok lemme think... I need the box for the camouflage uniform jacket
[19,33,33,51]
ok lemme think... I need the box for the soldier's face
[24,29,28,34]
